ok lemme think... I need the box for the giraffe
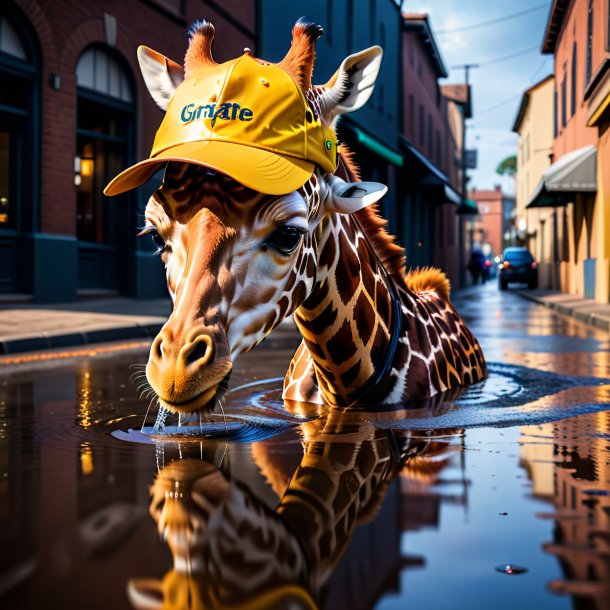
[107,18,487,414]
[127,411,462,609]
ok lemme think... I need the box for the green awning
[457,198,478,215]
[352,127,403,167]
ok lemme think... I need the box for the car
[498,247,538,290]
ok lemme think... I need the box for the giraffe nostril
[185,336,213,366]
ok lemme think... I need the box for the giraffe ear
[326,177,388,215]
[317,46,383,125]
[137,45,184,111]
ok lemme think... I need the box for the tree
[496,155,517,177]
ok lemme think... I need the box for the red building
[400,14,470,288]
[469,186,516,258]
[0,0,255,302]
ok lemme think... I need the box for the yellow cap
[104,53,338,196]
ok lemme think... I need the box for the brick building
[469,186,515,258]
[526,0,610,301]
[0,0,255,302]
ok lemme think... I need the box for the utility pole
[452,63,479,287]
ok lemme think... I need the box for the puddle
[1,288,609,610]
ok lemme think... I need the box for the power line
[479,45,540,66]
[436,4,548,35]
[476,93,522,116]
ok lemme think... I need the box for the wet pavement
[0,283,609,610]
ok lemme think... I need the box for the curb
[516,290,610,332]
[0,322,163,355]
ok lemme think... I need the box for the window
[419,104,424,145]
[553,87,558,136]
[571,42,577,116]
[0,16,26,59]
[75,47,133,244]
[561,71,567,128]
[586,0,593,84]
[77,47,132,103]
[347,0,354,52]
[408,94,414,137]
[0,14,35,231]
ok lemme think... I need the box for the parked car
[498,247,538,290]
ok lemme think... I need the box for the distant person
[468,250,487,284]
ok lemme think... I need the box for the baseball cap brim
[103,140,315,197]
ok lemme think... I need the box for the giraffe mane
[339,148,408,287]
[404,267,451,301]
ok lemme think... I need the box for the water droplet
[495,564,528,575]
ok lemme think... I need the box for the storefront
[75,46,135,294]
[0,10,40,295]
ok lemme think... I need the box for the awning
[527,145,597,208]
[352,126,403,167]
[399,136,461,204]
[457,198,479,215]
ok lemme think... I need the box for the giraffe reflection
[128,410,461,610]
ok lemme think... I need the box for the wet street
[0,283,609,610]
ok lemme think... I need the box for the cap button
[243,47,251,55]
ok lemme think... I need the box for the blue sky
[405,0,554,192]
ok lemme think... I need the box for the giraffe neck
[294,210,418,407]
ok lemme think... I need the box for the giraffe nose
[150,327,216,369]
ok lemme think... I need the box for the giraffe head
[105,19,386,413]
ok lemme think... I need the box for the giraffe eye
[137,226,168,255]
[262,226,305,255]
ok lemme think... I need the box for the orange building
[528,0,610,301]
[468,187,515,259]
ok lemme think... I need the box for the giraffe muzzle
[146,324,232,413]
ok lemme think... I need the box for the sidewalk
[0,298,172,354]
[517,289,610,331]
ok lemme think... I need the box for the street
[0,284,608,609]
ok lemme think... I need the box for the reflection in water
[521,413,610,610]
[128,412,461,609]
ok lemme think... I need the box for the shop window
[0,12,37,232]
[75,46,133,244]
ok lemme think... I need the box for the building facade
[468,187,515,259]
[259,4,470,288]
[512,75,555,285]
[526,0,610,301]
[0,0,255,302]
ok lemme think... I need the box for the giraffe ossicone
[105,17,487,414]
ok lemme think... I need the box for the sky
[404,0,554,193]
